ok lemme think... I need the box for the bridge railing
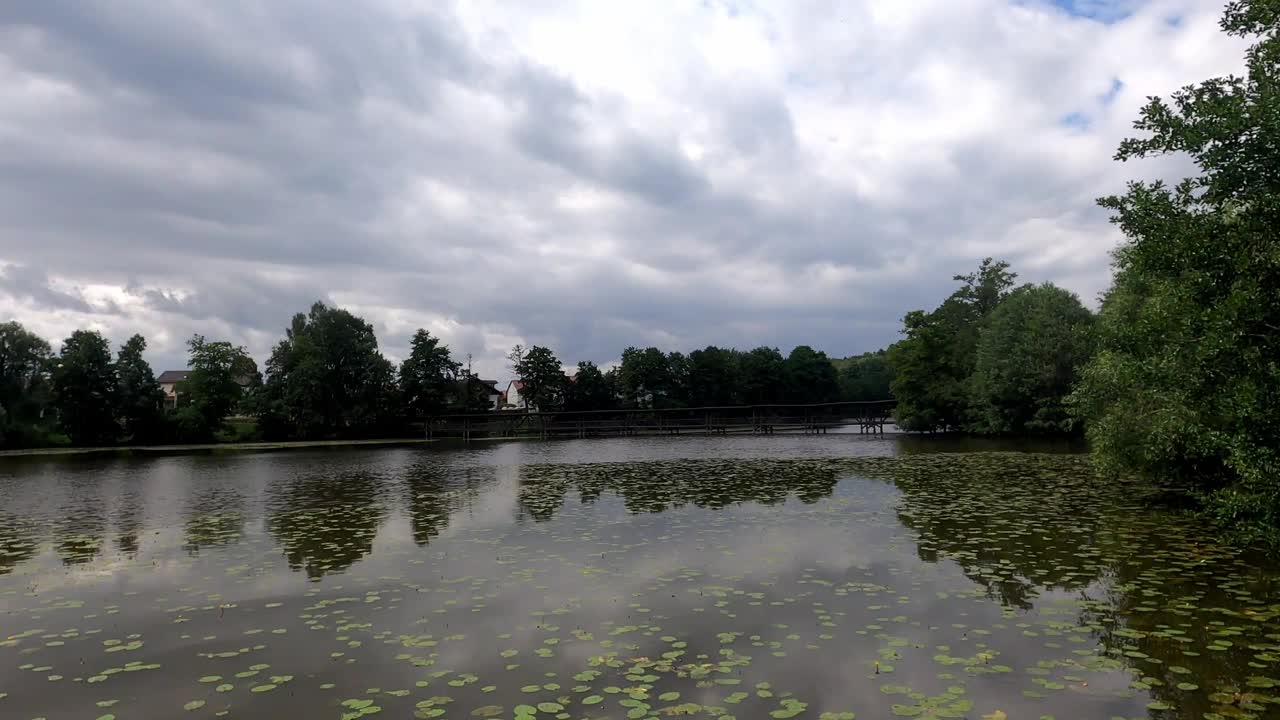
[422,400,895,440]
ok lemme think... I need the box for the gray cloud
[0,264,95,313]
[0,0,1247,380]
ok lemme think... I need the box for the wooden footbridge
[420,400,895,441]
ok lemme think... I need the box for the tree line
[1,300,888,449]
[505,341,854,414]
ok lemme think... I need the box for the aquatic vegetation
[1,443,1279,719]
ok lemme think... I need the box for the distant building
[504,380,529,411]
[478,380,502,410]
[157,369,253,411]
[157,370,190,410]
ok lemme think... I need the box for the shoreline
[0,437,434,459]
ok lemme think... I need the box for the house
[157,370,190,410]
[157,370,254,410]
[504,380,530,411]
[479,380,502,410]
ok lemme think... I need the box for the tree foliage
[0,321,53,447]
[889,258,1018,431]
[176,335,253,442]
[114,334,166,443]
[1069,0,1280,542]
[564,361,616,411]
[258,302,396,440]
[51,330,118,446]
[968,284,1095,434]
[783,346,841,405]
[838,350,894,402]
[618,347,673,408]
[510,344,566,412]
[399,329,460,417]
[737,347,786,405]
[686,347,738,407]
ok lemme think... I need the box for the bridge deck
[421,400,895,441]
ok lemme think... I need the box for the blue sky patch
[1061,111,1092,130]
[1043,0,1138,23]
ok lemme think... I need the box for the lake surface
[2,434,1278,720]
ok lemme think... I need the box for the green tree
[738,346,786,405]
[565,361,617,411]
[618,346,672,408]
[231,354,262,417]
[114,334,167,443]
[258,302,397,440]
[838,350,895,402]
[399,329,460,417]
[176,335,253,442]
[510,344,567,411]
[783,345,840,404]
[450,371,495,413]
[968,283,1095,434]
[51,330,118,446]
[686,346,739,406]
[889,258,1017,431]
[0,321,53,447]
[1070,0,1280,541]
[665,351,691,408]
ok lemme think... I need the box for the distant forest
[0,306,892,450]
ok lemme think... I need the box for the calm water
[2,435,1278,720]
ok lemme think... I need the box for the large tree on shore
[399,329,460,417]
[51,329,118,446]
[738,346,786,405]
[889,258,1017,431]
[0,322,53,447]
[259,302,396,439]
[686,346,738,407]
[1069,0,1280,539]
[618,346,672,408]
[114,334,166,443]
[509,344,566,411]
[968,283,1095,434]
[176,335,253,442]
[784,345,840,405]
[564,361,616,411]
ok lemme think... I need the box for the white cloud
[0,0,1250,378]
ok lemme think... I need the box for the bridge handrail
[423,399,896,421]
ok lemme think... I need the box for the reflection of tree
[517,459,839,521]
[403,464,489,546]
[114,495,142,556]
[879,453,1107,610]
[1077,537,1279,720]
[54,490,106,566]
[875,452,1280,720]
[0,513,39,575]
[267,472,384,580]
[183,487,246,554]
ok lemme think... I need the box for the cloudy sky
[0,0,1247,380]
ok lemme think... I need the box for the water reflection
[266,470,385,579]
[1,442,1279,720]
[881,453,1108,609]
[0,512,38,575]
[53,483,106,566]
[184,486,246,554]
[516,458,839,519]
[403,464,490,546]
[114,494,142,556]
